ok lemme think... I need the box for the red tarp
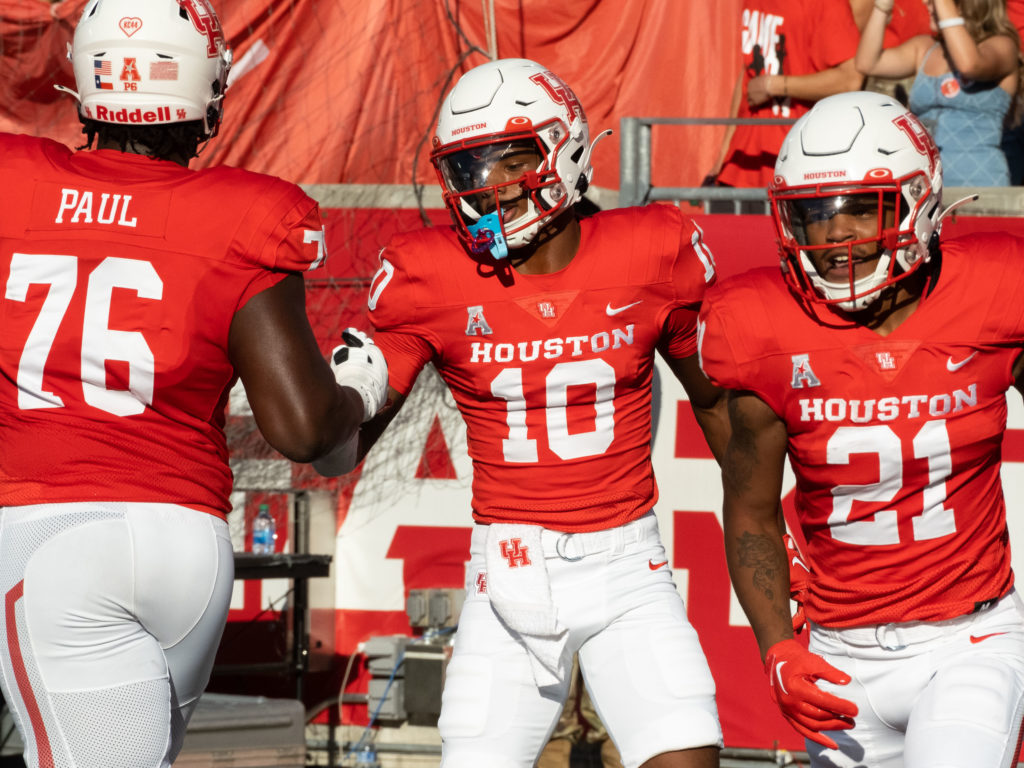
[1,0,742,189]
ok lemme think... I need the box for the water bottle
[251,504,276,554]
[353,745,380,767]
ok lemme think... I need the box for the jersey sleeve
[243,176,326,273]
[697,283,747,390]
[212,171,327,311]
[697,269,806,418]
[660,213,718,360]
[367,233,442,395]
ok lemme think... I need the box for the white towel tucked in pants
[484,523,569,687]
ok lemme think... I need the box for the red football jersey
[718,0,860,188]
[0,134,326,517]
[698,234,1022,626]
[368,205,718,531]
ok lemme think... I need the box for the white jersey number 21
[827,422,956,544]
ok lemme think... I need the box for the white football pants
[0,502,234,768]
[807,590,1024,768]
[438,513,722,768]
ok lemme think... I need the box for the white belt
[540,511,656,561]
[810,590,1011,651]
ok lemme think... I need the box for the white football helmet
[770,90,943,312]
[64,0,231,138]
[431,58,609,259]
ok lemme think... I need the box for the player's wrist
[763,637,801,670]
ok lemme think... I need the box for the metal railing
[619,116,795,210]
[618,116,1024,216]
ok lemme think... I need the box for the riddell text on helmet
[92,106,173,123]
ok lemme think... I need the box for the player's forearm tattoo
[723,397,758,495]
[735,531,782,602]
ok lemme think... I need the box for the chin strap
[936,193,979,227]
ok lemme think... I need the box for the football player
[318,59,729,768]
[699,90,1024,767]
[0,1,385,766]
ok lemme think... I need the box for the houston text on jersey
[798,384,977,422]
[468,324,635,364]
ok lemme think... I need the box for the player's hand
[330,328,388,422]
[765,639,857,750]
[784,533,811,634]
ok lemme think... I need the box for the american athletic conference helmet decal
[60,0,232,138]
[431,58,610,259]
[770,90,943,312]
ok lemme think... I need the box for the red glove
[784,533,811,634]
[765,639,858,749]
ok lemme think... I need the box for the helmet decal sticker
[892,112,940,177]
[118,17,142,37]
[119,57,141,83]
[93,59,113,90]
[529,71,585,124]
[177,0,225,58]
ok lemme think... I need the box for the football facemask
[433,135,562,259]
[774,189,912,310]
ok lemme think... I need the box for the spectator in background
[707,0,864,189]
[856,0,1023,186]
[1002,0,1024,182]
[849,0,933,103]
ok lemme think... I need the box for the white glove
[331,327,388,422]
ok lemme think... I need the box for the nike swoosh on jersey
[969,632,1008,644]
[606,300,642,316]
[946,352,977,372]
[648,559,669,570]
